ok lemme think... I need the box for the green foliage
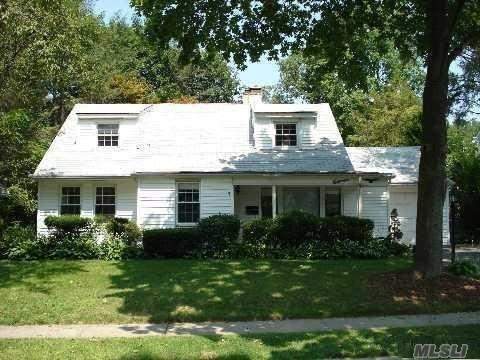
[197,215,241,258]
[347,79,422,146]
[270,53,423,145]
[448,261,479,278]
[105,217,142,245]
[98,235,142,261]
[269,210,319,250]
[241,218,274,258]
[143,228,200,258]
[240,214,407,260]
[44,215,92,239]
[448,122,480,243]
[0,225,39,260]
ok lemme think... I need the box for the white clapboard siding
[299,118,317,149]
[360,186,389,237]
[37,181,60,234]
[116,179,137,220]
[200,177,234,218]
[137,176,176,229]
[342,186,358,217]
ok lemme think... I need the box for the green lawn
[0,258,478,325]
[1,325,479,359]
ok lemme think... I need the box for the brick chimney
[242,86,263,106]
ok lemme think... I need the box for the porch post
[272,185,277,218]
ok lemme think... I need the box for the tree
[447,121,480,243]
[0,111,53,227]
[133,0,480,277]
[270,50,423,144]
[0,0,102,123]
[347,78,422,146]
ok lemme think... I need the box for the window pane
[61,205,80,215]
[275,123,297,146]
[102,187,115,195]
[325,191,341,217]
[177,183,200,223]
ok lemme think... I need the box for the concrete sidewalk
[1,311,480,339]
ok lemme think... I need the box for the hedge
[143,228,200,258]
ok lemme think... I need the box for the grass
[0,325,479,359]
[0,258,479,325]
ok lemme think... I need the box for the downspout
[358,176,362,218]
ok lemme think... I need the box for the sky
[93,0,280,87]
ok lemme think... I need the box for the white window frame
[94,185,117,217]
[97,124,119,147]
[176,182,200,226]
[274,122,298,149]
[60,186,81,215]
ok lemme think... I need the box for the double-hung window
[177,183,200,225]
[275,123,297,147]
[61,187,81,215]
[97,124,119,147]
[95,186,116,216]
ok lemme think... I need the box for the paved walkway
[1,312,480,339]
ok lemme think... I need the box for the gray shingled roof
[346,147,420,184]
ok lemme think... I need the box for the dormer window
[98,124,119,147]
[275,123,297,147]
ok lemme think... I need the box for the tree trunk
[415,0,451,278]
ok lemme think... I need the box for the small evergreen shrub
[143,228,200,258]
[44,215,92,239]
[197,214,240,258]
[269,210,319,250]
[448,260,479,278]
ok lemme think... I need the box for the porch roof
[346,146,420,184]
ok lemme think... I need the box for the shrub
[44,215,92,239]
[0,225,43,260]
[317,216,374,246]
[143,228,200,258]
[448,260,479,278]
[269,210,319,250]
[105,217,142,244]
[197,214,240,258]
[241,218,273,258]
[99,234,142,260]
[46,233,99,259]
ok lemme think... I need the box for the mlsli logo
[413,344,468,359]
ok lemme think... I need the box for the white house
[33,87,449,244]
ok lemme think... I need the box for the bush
[197,214,240,258]
[0,225,43,260]
[105,217,142,244]
[241,218,273,258]
[44,215,92,239]
[268,210,319,252]
[99,234,142,260]
[143,228,200,258]
[448,260,479,278]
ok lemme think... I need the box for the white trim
[175,181,200,226]
[272,121,299,150]
[93,184,117,217]
[77,113,138,120]
[58,184,81,215]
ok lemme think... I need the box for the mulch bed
[368,270,480,307]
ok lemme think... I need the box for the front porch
[233,184,349,222]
